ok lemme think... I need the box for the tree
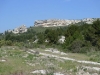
[68,39,84,53]
[46,29,59,44]
[37,33,45,44]
[92,19,100,34]
[64,25,82,48]
[65,25,80,37]
[0,40,5,47]
[92,19,100,48]
[84,19,100,49]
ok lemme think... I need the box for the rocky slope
[34,18,98,27]
[0,46,100,75]
[8,25,27,34]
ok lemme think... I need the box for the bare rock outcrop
[34,18,98,27]
[12,25,27,34]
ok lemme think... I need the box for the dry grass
[0,47,100,75]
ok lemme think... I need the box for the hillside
[0,19,100,75]
[0,47,100,75]
[28,26,68,33]
[6,18,99,34]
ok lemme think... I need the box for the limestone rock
[58,36,65,44]
[12,25,27,34]
[34,18,99,27]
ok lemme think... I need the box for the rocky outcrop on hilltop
[34,18,98,27]
[12,25,27,34]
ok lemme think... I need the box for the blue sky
[0,0,100,32]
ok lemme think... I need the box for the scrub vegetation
[0,19,100,75]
